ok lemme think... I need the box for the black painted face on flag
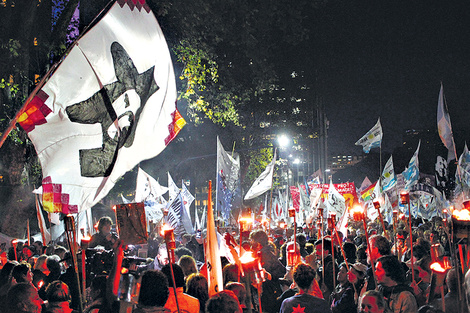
[66,42,159,177]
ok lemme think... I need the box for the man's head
[156,243,169,266]
[360,290,386,313]
[97,216,113,234]
[6,282,43,313]
[139,270,169,307]
[293,263,316,291]
[337,263,349,285]
[45,280,71,304]
[314,238,332,258]
[368,235,391,263]
[375,255,405,287]
[249,229,269,251]
[206,290,241,313]
[162,263,185,288]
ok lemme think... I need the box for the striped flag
[381,156,396,192]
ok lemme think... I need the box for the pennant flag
[167,172,180,203]
[403,140,420,190]
[244,151,276,200]
[355,118,383,153]
[290,186,300,212]
[18,1,185,213]
[135,168,168,202]
[381,156,396,192]
[437,84,457,163]
[206,181,223,296]
[326,181,346,217]
[359,176,372,194]
[35,195,51,244]
[216,137,240,220]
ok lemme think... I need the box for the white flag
[381,156,396,192]
[135,168,168,202]
[244,151,276,200]
[167,172,180,202]
[326,181,345,217]
[355,118,383,153]
[19,1,185,213]
[437,83,457,162]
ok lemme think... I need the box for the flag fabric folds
[167,172,180,203]
[216,137,240,220]
[35,195,51,244]
[19,1,185,213]
[206,181,223,296]
[457,143,470,188]
[135,168,168,202]
[381,156,396,192]
[244,151,276,200]
[403,140,421,190]
[437,84,457,163]
[325,181,346,217]
[355,118,383,153]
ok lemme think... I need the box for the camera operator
[89,217,118,250]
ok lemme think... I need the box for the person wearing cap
[348,263,368,305]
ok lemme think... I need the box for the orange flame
[160,224,173,236]
[239,251,256,264]
[453,209,470,221]
[239,217,253,224]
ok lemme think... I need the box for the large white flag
[326,181,346,217]
[167,172,180,202]
[19,1,185,213]
[381,156,396,192]
[355,118,383,153]
[437,83,457,163]
[135,168,168,202]
[244,151,276,200]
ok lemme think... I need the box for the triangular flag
[437,83,457,162]
[136,168,168,202]
[381,156,396,192]
[244,151,276,200]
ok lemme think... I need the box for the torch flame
[453,209,470,221]
[239,217,253,224]
[160,224,174,236]
[239,251,256,264]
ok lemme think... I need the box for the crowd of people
[0,213,469,313]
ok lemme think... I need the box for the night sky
[304,0,470,157]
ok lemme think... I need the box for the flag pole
[268,148,277,233]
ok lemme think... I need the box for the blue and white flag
[355,118,383,153]
[216,137,240,220]
[437,84,457,163]
[381,156,396,192]
[403,140,420,190]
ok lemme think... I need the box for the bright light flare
[239,251,256,264]
[453,209,470,221]
[160,224,174,236]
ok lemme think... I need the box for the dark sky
[304,0,470,156]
